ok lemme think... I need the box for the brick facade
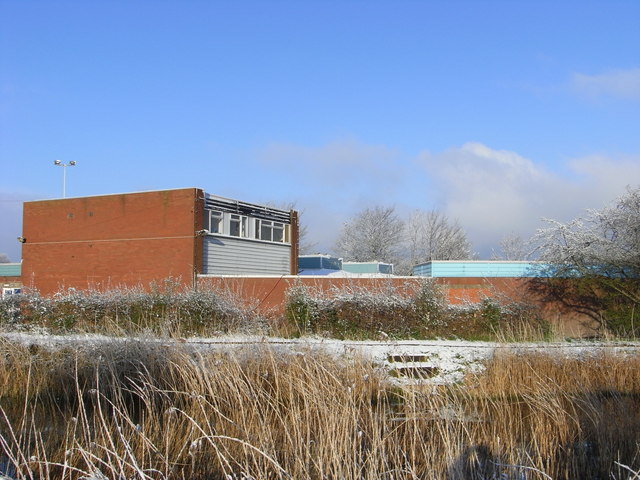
[21,188,203,295]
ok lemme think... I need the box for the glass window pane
[273,223,284,242]
[229,214,247,237]
[208,211,223,234]
[261,223,271,241]
[230,214,240,237]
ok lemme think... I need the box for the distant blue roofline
[0,263,21,277]
[412,260,551,278]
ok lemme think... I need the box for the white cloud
[255,139,410,253]
[258,139,403,191]
[571,67,640,101]
[252,139,638,259]
[418,143,639,257]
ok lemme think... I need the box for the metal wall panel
[203,236,291,275]
[412,262,433,277]
[299,255,342,271]
[413,261,544,277]
[0,263,21,277]
[342,262,394,274]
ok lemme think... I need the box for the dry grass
[1,339,639,479]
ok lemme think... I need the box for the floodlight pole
[53,160,76,198]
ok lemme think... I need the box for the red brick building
[12,191,594,335]
[20,188,299,295]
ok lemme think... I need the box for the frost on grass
[285,278,547,341]
[1,278,548,341]
[0,280,263,336]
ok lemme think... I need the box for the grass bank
[1,339,639,479]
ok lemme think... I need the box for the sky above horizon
[1,0,639,263]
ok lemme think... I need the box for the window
[229,214,247,237]
[2,287,21,297]
[273,223,285,242]
[256,219,287,243]
[260,220,272,241]
[205,208,289,242]
[207,210,223,234]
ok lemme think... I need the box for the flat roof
[26,187,201,204]
[26,188,291,215]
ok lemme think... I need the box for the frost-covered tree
[491,232,533,261]
[406,209,472,264]
[335,206,405,263]
[530,186,640,334]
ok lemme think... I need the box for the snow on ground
[2,332,639,385]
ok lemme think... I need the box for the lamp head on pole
[52,159,77,198]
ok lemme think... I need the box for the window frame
[255,219,288,243]
[204,209,290,244]
[207,210,224,234]
[229,213,248,238]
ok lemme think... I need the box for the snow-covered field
[3,332,639,385]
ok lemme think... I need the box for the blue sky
[1,0,639,262]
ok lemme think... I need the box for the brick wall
[197,276,534,312]
[198,276,424,313]
[197,275,596,336]
[22,188,203,295]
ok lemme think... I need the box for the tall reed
[1,339,639,479]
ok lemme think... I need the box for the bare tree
[530,186,640,334]
[267,201,316,254]
[491,232,533,260]
[0,253,10,263]
[406,209,472,264]
[335,206,405,263]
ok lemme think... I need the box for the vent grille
[204,193,291,223]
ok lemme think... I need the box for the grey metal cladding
[202,236,291,275]
[204,193,291,223]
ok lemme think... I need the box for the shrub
[0,282,261,336]
[283,279,548,341]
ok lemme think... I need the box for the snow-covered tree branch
[406,209,472,263]
[334,206,405,264]
[334,206,473,274]
[531,186,640,333]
